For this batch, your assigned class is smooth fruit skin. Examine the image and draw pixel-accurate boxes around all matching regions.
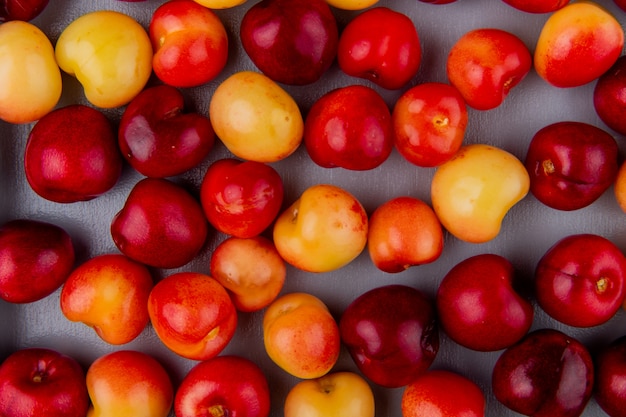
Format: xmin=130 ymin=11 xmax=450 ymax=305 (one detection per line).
xmin=525 ymin=121 xmax=619 ymax=211
xmin=326 ymin=0 xmax=378 ymax=10
xmin=60 ymin=254 xmax=153 ymax=345
xmin=0 ymin=348 xmax=89 ymax=417
xmin=209 ymin=71 xmax=304 ymax=163
xmin=339 ymin=285 xmax=439 ymax=388
xmin=284 ymin=371 xmax=375 ymax=417
xmin=447 ymin=28 xmax=532 ymax=110
xmin=0 ymin=0 xmax=49 ymax=21
xmin=55 ymin=10 xmax=153 ymax=108
xmin=0 ymin=219 xmax=74 ymax=303
xmin=86 ymin=350 xmax=173 ymax=417
xmin=272 ymin=184 xmax=368 ymax=273
xmin=0 ymin=20 xmax=61 ymax=124
xmin=594 ymin=335 xmax=626 ymax=417
xmin=401 ymin=370 xmax=485 ymax=417
xmin=24 ymin=104 xmax=123 ymax=203
xmin=148 ymin=272 xmax=238 ymax=361
xmin=200 ymin=158 xmax=284 ymax=238
xmin=150 ymin=0 xmax=228 ymax=88
xmin=110 ymin=178 xmax=208 ymax=269
xmin=534 ymin=1 xmax=624 ymax=88
xmin=175 ymin=355 xmax=271 ymax=417
xmin=615 ymin=160 xmax=626 ymax=214
xmin=210 ymin=236 xmax=286 ymax=312
xmin=492 ymin=328 xmax=594 ymax=417
xmin=304 ymin=85 xmax=394 ymax=170
xmin=501 ymin=0 xmax=569 ymax=13
xmin=392 ymin=82 xmax=468 ymax=167
xmin=118 ymin=85 xmax=215 ymax=178
xmin=436 ymin=253 xmax=533 ymax=352
xmin=337 ymin=7 xmax=421 ymax=90
xmin=263 ymin=292 xmax=341 ymax=379
xmin=431 ymin=144 xmax=530 ymax=243
xmin=534 ymin=233 xmax=626 ymax=328
xmin=240 ymin=0 xmax=338 ymax=86
xmin=367 ymin=196 xmax=444 ymax=273
xmin=594 ymin=55 xmax=626 ymax=136
xmin=192 ymin=0 xmax=247 ymax=8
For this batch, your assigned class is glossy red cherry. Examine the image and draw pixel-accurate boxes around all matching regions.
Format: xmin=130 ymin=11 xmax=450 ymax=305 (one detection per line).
xmin=594 ymin=335 xmax=626 ymax=417
xmin=492 ymin=328 xmax=594 ymax=417
xmin=436 ymin=253 xmax=534 ymax=351
xmin=304 ymin=85 xmax=394 ymax=171
xmin=524 ymin=121 xmax=619 ymax=211
xmin=535 ymin=233 xmax=626 ymax=328
xmin=111 ymin=178 xmax=209 ymax=269
xmin=118 ymin=85 xmax=215 ymax=178
xmin=339 ymin=284 xmax=439 ymax=388
xmin=200 ymin=158 xmax=284 ymax=238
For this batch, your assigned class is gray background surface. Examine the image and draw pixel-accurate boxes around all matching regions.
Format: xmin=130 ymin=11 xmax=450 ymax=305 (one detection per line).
xmin=2 ymin=0 xmax=626 ymax=415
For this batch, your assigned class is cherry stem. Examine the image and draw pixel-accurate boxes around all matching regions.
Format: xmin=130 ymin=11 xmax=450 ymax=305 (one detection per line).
xmin=596 ymin=277 xmax=609 ymax=293
xmin=542 ymin=159 xmax=555 ymax=175
xmin=32 ymin=360 xmax=48 ymax=383
xmin=433 ymin=115 xmax=449 ymax=128
xmin=209 ymin=405 xmax=228 ymax=417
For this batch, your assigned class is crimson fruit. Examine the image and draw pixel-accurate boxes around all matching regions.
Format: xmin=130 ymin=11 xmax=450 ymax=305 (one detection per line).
xmin=436 ymin=253 xmax=534 ymax=351
xmin=594 ymin=55 xmax=626 ymax=136
xmin=337 ymin=7 xmax=421 ymax=90
xmin=0 ymin=219 xmax=75 ymax=303
xmin=534 ymin=233 xmax=626 ymax=328
xmin=0 ymin=0 xmax=49 ymax=22
xmin=524 ymin=121 xmax=619 ymax=211
xmin=200 ymin=158 xmax=284 ymax=238
xmin=392 ymin=82 xmax=468 ymax=167
xmin=447 ymin=28 xmax=532 ymax=110
xmin=111 ymin=178 xmax=208 ymax=269
xmin=304 ymin=85 xmax=394 ymax=171
xmin=149 ymin=0 xmax=229 ymax=88
xmin=501 ymin=0 xmax=569 ymax=13
xmin=240 ymin=0 xmax=338 ymax=85
xmin=175 ymin=355 xmax=270 ymax=417
xmin=492 ymin=328 xmax=594 ymax=417
xmin=24 ymin=104 xmax=122 ymax=203
xmin=0 ymin=348 xmax=89 ymax=417
xmin=118 ymin=85 xmax=215 ymax=178
xmin=594 ymin=335 xmax=626 ymax=417
xmin=339 ymin=284 xmax=439 ymax=388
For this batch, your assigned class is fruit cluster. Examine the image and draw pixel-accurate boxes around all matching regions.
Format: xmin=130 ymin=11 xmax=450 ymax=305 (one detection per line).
xmin=1 ymin=0 xmax=626 ymax=416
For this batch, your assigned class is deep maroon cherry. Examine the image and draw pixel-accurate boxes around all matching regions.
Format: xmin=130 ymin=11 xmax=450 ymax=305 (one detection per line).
xmin=492 ymin=328 xmax=594 ymax=417
xmin=339 ymin=284 xmax=439 ymax=388
xmin=524 ymin=121 xmax=619 ymax=211
xmin=594 ymin=335 xmax=626 ymax=417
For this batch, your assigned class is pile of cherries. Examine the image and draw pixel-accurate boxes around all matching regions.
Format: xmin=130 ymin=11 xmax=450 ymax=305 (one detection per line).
xmin=2 ymin=0 xmax=626 ymax=417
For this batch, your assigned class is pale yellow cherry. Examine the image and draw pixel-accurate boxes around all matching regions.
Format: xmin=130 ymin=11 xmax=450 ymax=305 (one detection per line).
xmin=0 ymin=21 xmax=62 ymax=124
xmin=273 ymin=184 xmax=368 ymax=273
xmin=192 ymin=0 xmax=248 ymax=8
xmin=325 ymin=0 xmax=379 ymax=10
xmin=209 ymin=71 xmax=304 ymax=163
xmin=55 ymin=10 xmax=153 ymax=109
xmin=431 ymin=144 xmax=530 ymax=243
xmin=284 ymin=371 xmax=375 ymax=417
